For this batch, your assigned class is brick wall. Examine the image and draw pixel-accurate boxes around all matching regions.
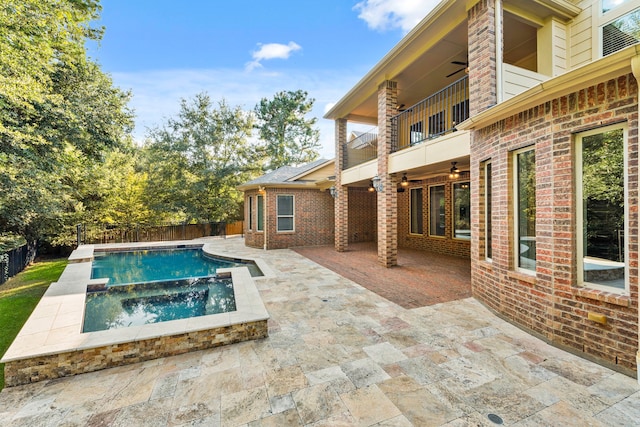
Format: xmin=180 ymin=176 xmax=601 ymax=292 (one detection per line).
xmin=468 ymin=0 xmax=498 ymax=117
xmin=470 ymin=73 xmax=639 ymax=375
xmin=244 ymin=188 xmax=335 ymax=250
xmin=397 ymin=174 xmax=471 ymax=258
xmin=348 ymin=187 xmax=377 ymax=243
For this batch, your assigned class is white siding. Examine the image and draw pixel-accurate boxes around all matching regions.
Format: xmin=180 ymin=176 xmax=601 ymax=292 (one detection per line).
xmin=569 ymin=3 xmax=594 ymax=68
xmin=502 ymin=64 xmax=548 ymax=100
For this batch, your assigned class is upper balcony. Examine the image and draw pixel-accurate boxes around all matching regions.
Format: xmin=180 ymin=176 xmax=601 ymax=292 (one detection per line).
xmin=391 ymin=75 xmax=468 ymax=153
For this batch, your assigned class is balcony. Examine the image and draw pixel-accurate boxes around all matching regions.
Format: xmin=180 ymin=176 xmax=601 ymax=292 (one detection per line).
xmin=343 ymin=128 xmax=378 ymax=170
xmin=391 ymin=76 xmax=468 ymax=153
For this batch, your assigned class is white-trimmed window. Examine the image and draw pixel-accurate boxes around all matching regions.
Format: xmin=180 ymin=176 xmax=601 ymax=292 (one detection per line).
xmin=453 ymin=182 xmax=471 ymax=240
xmin=601 ymin=1 xmax=640 ymax=56
xmin=248 ymin=196 xmax=253 ymax=230
xmin=410 ymin=187 xmax=423 ymax=235
xmin=429 ymin=185 xmax=446 ymax=237
xmin=276 ymin=195 xmax=294 ymax=232
xmin=257 ymin=195 xmax=264 ymax=232
xmin=484 ymin=161 xmax=493 ymax=260
xmin=576 ymin=124 xmax=628 ymax=292
xmin=514 ymin=147 xmax=536 ymax=273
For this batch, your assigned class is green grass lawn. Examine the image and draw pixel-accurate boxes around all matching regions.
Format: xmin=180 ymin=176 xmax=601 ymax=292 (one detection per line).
xmin=0 ymin=258 xmax=67 ymax=390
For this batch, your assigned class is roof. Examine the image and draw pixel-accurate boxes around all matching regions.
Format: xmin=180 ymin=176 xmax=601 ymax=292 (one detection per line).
xmin=237 ymin=159 xmax=335 ymax=191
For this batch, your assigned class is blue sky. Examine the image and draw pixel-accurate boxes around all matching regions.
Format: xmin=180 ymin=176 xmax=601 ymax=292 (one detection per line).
xmin=88 ymin=0 xmax=440 ymax=158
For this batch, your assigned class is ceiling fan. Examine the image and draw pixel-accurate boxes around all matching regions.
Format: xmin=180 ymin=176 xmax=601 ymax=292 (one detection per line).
xmin=446 ymin=60 xmax=468 ymax=78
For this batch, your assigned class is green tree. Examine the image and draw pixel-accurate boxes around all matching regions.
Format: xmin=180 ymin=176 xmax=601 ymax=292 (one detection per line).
xmin=142 ymin=93 xmax=258 ymax=223
xmin=254 ymin=90 xmax=321 ymax=171
xmin=0 ymin=0 xmax=134 ymax=245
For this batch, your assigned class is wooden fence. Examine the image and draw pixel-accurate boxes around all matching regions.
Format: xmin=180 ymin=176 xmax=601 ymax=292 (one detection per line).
xmin=0 ymin=241 xmax=37 ymax=285
xmin=77 ymin=221 xmax=244 ymax=246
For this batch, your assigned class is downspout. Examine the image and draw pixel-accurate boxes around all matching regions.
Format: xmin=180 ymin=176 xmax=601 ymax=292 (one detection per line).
xmin=632 ymin=54 xmax=640 ymax=385
xmin=495 ymin=0 xmax=503 ymax=104
xmin=263 ymin=190 xmax=268 ymax=251
xmin=631 ymin=56 xmax=640 ymax=384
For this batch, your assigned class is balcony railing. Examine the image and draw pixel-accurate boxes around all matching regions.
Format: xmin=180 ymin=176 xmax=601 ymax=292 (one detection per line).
xmin=343 ymin=128 xmax=377 ymax=169
xmin=391 ymin=75 xmax=469 ymax=152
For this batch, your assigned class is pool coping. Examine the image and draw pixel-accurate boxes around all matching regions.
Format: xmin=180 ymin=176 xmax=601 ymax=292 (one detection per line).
xmin=1 ymin=241 xmax=271 ymax=385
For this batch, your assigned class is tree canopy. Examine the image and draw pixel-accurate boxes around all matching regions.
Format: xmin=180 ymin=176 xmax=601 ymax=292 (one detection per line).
xmin=0 ymin=1 xmax=324 ymax=248
xmin=254 ymin=90 xmax=321 ymax=171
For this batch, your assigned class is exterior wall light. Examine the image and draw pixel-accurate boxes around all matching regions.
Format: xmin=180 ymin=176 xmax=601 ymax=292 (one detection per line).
xmin=372 ymin=175 xmax=383 ymax=193
xmin=329 ymin=186 xmax=337 ymax=198
xmin=368 ymin=180 xmax=375 ymax=192
xmin=401 ymin=173 xmax=409 ymax=187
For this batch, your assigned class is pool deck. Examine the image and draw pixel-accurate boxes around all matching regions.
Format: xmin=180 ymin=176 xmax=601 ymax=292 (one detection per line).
xmin=1 ymin=236 xmax=639 ymax=426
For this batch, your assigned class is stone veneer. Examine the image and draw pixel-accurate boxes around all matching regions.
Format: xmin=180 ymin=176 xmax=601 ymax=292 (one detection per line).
xmin=4 ymin=321 xmax=268 ymax=387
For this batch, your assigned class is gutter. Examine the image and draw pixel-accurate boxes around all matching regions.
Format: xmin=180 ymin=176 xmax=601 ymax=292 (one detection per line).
xmin=457 ymin=45 xmax=640 ymax=131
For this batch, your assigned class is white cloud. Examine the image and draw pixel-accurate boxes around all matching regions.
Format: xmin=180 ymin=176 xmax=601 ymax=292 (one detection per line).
xmin=110 ymin=67 xmax=361 ymax=159
xmin=246 ymin=41 xmax=302 ymax=71
xmin=353 ymin=0 xmax=440 ymax=32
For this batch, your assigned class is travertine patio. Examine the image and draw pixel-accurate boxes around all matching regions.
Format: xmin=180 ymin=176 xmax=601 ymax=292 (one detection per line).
xmin=1 ymin=237 xmax=639 ymax=426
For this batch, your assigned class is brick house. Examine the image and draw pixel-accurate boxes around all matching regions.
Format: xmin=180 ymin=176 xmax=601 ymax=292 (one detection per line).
xmin=325 ymin=0 xmax=640 ymax=379
xmin=239 ymin=159 xmax=335 ymax=250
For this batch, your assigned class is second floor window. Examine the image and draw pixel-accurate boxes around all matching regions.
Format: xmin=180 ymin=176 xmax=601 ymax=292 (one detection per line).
xmin=602 ymin=2 xmax=640 ymax=56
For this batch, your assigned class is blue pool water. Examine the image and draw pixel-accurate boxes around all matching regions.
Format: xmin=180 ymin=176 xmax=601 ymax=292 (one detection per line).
xmin=91 ymin=247 xmax=260 ymax=285
xmin=83 ymin=276 xmax=235 ymax=332
xmin=83 ymin=248 xmax=258 ymax=332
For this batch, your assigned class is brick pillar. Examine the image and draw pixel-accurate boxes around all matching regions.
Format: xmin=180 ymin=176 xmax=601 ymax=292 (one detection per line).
xmin=468 ymin=0 xmax=499 ymax=116
xmin=377 ymin=80 xmax=398 ymax=267
xmin=335 ymin=118 xmax=349 ymax=252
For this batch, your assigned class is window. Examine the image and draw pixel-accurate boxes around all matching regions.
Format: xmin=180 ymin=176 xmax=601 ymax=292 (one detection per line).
xmin=248 ymin=196 xmax=253 ymax=230
xmin=429 ymin=185 xmax=446 ymax=237
xmin=410 ymin=188 xmax=423 ymax=234
xmin=603 ymin=0 xmax=633 ymax=13
xmin=601 ymin=2 xmax=640 ymax=56
xmin=514 ymin=148 xmax=536 ymax=272
xmin=428 ymin=111 xmax=445 ymax=137
xmin=257 ymin=195 xmax=264 ymax=232
xmin=576 ymin=125 xmax=627 ymax=291
xmin=453 ymin=182 xmax=471 ymax=240
xmin=410 ymin=121 xmax=424 ymax=144
xmin=485 ymin=162 xmax=493 ymax=260
xmin=277 ymin=195 xmax=294 ymax=232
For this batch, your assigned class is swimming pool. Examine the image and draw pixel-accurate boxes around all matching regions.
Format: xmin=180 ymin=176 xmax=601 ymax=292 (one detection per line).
xmin=91 ymin=247 xmax=262 ymax=284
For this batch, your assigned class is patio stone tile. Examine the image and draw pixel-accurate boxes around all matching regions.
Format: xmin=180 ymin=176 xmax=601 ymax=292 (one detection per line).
xmin=264 ymin=366 xmax=307 ymax=396
xmin=381 ymin=385 xmax=464 ymax=426
xmin=595 ymin=391 xmax=640 ymax=426
xmin=513 ymin=400 xmax=607 ymax=427
xmin=291 ymin=382 xmax=347 ymax=425
xmin=373 ymin=414 xmax=414 ymax=426
xmin=110 ymin=398 xmax=171 ymax=427
xmin=247 ymin=408 xmax=302 ymax=426
xmin=363 ymin=342 xmax=408 ymax=365
xmin=220 ymin=386 xmax=270 ymax=426
xmin=341 ymin=358 xmax=391 ymax=388
xmin=397 ymin=355 xmax=451 ymax=385
xmin=587 ymin=372 xmax=640 ymax=405
xmin=269 ymin=393 xmax=296 ymax=414
xmin=340 ymin=384 xmax=401 ymax=426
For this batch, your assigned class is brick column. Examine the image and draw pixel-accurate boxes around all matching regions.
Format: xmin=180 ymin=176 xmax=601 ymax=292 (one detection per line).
xmin=335 ymin=118 xmax=349 ymax=252
xmin=468 ymin=0 xmax=499 ymax=116
xmin=631 ymin=55 xmax=640 ymax=384
xmin=377 ymin=80 xmax=398 ymax=267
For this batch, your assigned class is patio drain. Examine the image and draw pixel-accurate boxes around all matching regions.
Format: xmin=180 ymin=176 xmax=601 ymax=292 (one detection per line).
xmin=487 ymin=413 xmax=503 ymax=424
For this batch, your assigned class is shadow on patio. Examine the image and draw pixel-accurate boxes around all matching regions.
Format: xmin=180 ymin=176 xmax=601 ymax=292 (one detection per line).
xmin=293 ymin=242 xmax=471 ymax=309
